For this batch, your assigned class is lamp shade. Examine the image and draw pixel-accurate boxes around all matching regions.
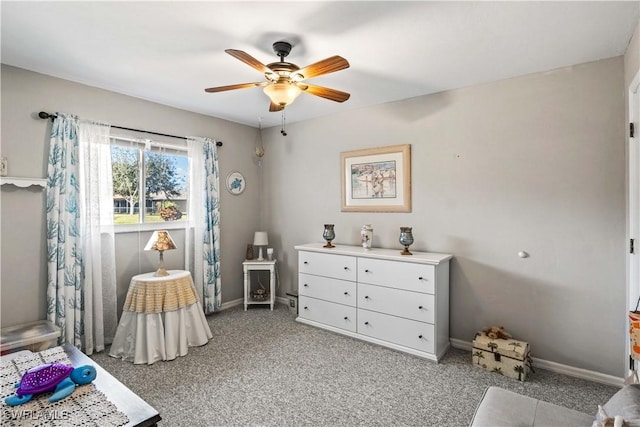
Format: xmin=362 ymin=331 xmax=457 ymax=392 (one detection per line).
xmin=253 ymin=231 xmax=268 ymax=247
xmin=263 ymin=82 xmax=302 ymax=107
xmin=144 ymin=230 xmax=177 ymax=252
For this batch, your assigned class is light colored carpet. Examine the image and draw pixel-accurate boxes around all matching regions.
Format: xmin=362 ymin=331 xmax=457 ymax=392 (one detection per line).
xmin=91 ymin=304 xmax=617 ymax=426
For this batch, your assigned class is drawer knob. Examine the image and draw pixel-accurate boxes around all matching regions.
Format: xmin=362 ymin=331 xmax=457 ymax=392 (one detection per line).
xmin=304 ymin=284 xmax=309 ymax=287
xmin=418 ymin=276 xmax=424 ymax=280
xmin=344 ymin=316 xmax=349 ymax=320
xmin=344 ymin=292 xmax=349 ymax=295
xmin=364 ymin=295 xmax=370 ymax=299
xmin=343 ymin=267 xmax=349 ymax=270
xmin=364 ymin=321 xmax=369 ymax=325
xmin=304 ymin=261 xmax=308 ymax=265
xmin=365 ymin=269 xmax=370 ymax=273
xmin=418 ymin=305 xmax=423 ymax=310
xmin=304 ymin=306 xmax=309 ymax=310
xmin=418 ymin=335 xmax=423 ymax=339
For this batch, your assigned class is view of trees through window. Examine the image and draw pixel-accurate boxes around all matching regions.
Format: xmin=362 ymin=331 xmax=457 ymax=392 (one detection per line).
xmin=111 ymin=144 xmax=188 ymax=225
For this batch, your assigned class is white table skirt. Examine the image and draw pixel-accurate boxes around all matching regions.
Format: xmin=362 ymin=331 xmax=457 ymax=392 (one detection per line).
xmin=109 ymin=302 xmax=213 ymax=365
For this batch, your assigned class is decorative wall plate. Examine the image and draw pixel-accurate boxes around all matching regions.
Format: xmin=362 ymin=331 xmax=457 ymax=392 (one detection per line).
xmin=225 ymin=171 xmax=245 ymax=195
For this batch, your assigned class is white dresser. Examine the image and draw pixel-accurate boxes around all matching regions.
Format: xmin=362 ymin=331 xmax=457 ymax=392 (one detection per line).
xmin=295 ymin=243 xmax=452 ymax=362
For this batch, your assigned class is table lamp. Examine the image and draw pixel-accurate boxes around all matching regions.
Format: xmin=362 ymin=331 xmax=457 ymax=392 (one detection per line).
xmin=144 ymin=230 xmax=176 ymax=276
xmin=253 ymin=231 xmax=268 ymax=261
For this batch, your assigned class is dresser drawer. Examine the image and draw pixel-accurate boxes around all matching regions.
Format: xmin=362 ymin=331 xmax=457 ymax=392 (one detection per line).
xmin=357 ymin=309 xmax=434 ymax=354
xmin=299 ymin=273 xmax=356 ymax=306
xmin=357 ymin=283 xmax=434 ymax=324
xmin=357 ymin=258 xmax=435 ymax=294
xmin=299 ymin=251 xmax=357 ymax=282
xmin=298 ymin=296 xmax=357 ymax=332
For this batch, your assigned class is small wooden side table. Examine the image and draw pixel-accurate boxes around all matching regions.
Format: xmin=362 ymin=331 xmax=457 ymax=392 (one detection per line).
xmin=243 ymin=259 xmax=277 ymax=311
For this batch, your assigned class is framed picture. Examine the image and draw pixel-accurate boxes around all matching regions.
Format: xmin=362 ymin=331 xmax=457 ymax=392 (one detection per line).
xmin=341 ymin=144 xmax=411 ymax=212
xmin=225 ymin=171 xmax=245 ymax=195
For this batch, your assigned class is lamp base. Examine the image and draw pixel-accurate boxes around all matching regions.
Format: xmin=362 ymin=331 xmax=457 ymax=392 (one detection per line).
xmin=154 ymin=267 xmax=170 ymax=277
xmin=154 ymin=250 xmax=170 ymax=276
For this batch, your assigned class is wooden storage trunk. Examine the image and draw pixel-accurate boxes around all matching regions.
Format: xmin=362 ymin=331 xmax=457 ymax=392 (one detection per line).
xmin=472 ymin=333 xmax=531 ymax=381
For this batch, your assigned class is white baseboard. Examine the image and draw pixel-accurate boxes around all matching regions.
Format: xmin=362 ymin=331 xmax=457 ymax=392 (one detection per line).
xmin=450 ymin=338 xmax=623 ymax=387
xmin=219 ymin=298 xmax=243 ymax=310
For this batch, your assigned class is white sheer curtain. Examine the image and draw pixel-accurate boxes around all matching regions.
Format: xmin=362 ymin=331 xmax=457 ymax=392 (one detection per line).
xmin=186 ymin=137 xmax=222 ymax=313
xmin=78 ymin=119 xmax=117 ymax=353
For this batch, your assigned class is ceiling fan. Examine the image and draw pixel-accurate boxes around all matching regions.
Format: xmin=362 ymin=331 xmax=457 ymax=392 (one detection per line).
xmin=205 ymin=41 xmax=350 ymax=112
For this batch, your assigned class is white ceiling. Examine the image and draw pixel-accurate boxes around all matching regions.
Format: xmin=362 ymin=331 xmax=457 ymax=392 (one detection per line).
xmin=2 ymin=1 xmax=639 ymax=129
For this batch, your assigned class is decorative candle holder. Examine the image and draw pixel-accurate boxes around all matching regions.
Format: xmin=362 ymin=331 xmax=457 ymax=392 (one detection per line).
xmin=361 ymin=224 xmax=373 ymax=250
xmin=399 ymin=227 xmax=414 ymax=255
xmin=323 ymin=224 xmax=336 ymax=248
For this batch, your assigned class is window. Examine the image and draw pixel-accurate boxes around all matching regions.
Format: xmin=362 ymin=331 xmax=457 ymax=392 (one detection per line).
xmin=111 ymin=139 xmax=188 ymax=227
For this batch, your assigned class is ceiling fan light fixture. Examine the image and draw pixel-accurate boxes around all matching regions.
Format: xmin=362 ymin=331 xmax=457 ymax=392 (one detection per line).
xmin=265 ymin=72 xmax=279 ymax=82
xmin=207 ymin=42 xmax=350 ymax=112
xmin=263 ymin=82 xmax=302 ymax=107
xmin=290 ymin=73 xmax=304 ymax=82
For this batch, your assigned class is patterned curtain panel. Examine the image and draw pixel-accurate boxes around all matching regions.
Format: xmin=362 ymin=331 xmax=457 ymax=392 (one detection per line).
xmin=46 ymin=114 xmax=116 ymax=354
xmin=46 ymin=114 xmax=82 ymax=349
xmin=187 ymin=137 xmax=222 ymax=314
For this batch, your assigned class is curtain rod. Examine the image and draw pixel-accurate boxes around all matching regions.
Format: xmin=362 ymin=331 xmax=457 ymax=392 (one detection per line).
xmin=37 ymin=111 xmax=223 ymax=147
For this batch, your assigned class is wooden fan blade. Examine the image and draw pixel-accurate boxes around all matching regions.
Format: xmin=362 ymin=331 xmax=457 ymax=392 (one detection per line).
xmin=299 ymin=84 xmax=351 ymax=103
xmin=225 ymin=49 xmax=272 ymax=74
xmin=295 ymin=56 xmax=349 ymax=80
xmin=205 ymin=82 xmax=267 ymax=93
xmin=269 ymin=101 xmax=284 ymax=112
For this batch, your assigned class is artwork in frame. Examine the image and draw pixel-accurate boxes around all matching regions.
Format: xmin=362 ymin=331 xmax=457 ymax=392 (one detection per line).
xmin=225 ymin=171 xmax=246 ymax=195
xmin=341 ymin=144 xmax=411 ymax=212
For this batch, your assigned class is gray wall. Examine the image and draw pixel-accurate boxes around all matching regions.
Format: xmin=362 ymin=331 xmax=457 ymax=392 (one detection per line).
xmin=1 ymin=64 xmax=261 ymax=326
xmin=261 ymin=57 xmax=626 ymax=377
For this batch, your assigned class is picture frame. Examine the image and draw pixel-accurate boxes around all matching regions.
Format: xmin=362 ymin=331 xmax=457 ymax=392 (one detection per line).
xmin=225 ymin=171 xmax=245 ymax=195
xmin=341 ymin=144 xmax=411 ymax=212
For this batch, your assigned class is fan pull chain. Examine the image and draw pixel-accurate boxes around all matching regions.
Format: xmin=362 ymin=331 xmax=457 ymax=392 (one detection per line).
xmin=281 ymin=109 xmax=287 ymax=136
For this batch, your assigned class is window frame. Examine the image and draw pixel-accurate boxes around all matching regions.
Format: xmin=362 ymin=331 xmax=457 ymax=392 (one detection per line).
xmin=110 ymin=136 xmax=189 ymax=234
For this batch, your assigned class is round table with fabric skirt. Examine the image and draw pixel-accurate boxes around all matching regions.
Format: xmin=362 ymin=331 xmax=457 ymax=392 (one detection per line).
xmin=109 ymin=270 xmax=213 ymax=364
